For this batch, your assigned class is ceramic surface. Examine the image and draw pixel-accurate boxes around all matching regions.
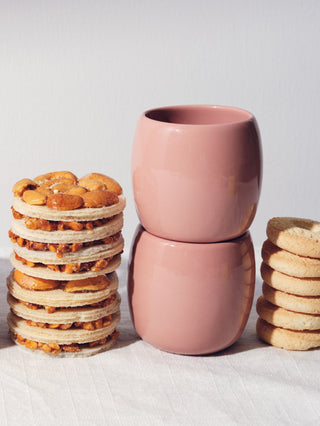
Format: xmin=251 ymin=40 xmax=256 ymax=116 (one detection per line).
xmin=128 ymin=226 xmax=256 ymax=355
xmin=132 ymin=104 xmax=262 ymax=242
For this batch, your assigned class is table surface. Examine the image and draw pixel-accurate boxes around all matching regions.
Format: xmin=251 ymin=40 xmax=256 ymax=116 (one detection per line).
xmin=0 ymin=256 xmax=319 ymax=426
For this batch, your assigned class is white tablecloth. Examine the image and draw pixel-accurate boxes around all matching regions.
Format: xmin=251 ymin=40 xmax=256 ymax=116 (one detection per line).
xmin=0 ymin=256 xmax=319 ymax=426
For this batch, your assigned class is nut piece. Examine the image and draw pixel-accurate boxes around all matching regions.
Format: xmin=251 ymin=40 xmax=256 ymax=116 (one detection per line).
xmin=46 ymin=193 xmax=84 ymax=210
xmin=34 ymin=171 xmax=77 ymax=184
xmin=80 ymin=173 xmax=122 ymax=195
xmin=13 ymin=270 xmax=60 ymax=290
xmin=12 ymin=179 xmax=38 ymax=197
xmin=51 ymin=183 xmax=77 ymax=193
xmin=65 ymin=186 xmax=87 ymax=196
xmin=36 ymin=185 xmax=53 ymax=196
xmin=63 ymin=275 xmax=110 ymax=292
xmin=22 ymin=190 xmax=47 ymax=205
xmin=81 ymin=190 xmax=119 ymax=208
xmin=78 ymin=178 xmax=106 ymax=192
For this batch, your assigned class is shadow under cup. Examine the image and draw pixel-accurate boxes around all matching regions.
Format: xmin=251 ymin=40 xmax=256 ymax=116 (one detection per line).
xmin=128 ymin=226 xmax=256 ymax=355
xmin=132 ymin=105 xmax=262 ymax=242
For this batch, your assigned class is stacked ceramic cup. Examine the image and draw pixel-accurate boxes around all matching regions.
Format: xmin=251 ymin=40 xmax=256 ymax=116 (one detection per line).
xmin=129 ymin=105 xmax=262 ymax=355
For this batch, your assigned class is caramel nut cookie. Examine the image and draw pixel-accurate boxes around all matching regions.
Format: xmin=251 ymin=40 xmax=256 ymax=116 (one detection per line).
xmin=8 ymin=292 xmax=121 ymax=325
xmin=13 ymin=171 xmax=124 ymax=211
xmin=12 ymin=194 xmax=126 ymax=221
xmin=256 ymin=296 xmax=320 ymax=330
xmin=10 ymin=253 xmax=121 ymax=281
xmin=261 ymin=239 xmax=320 ymax=278
xmin=12 ymin=235 xmax=124 ymax=264
xmin=10 ymin=331 xmax=118 ymax=357
xmin=256 ymin=317 xmax=320 ymax=350
xmin=267 ymin=217 xmax=320 ymax=258
xmin=8 ymin=311 xmax=120 ymax=345
xmin=261 ymin=263 xmax=320 ymax=296
xmin=262 ymin=282 xmax=320 ymax=314
xmin=11 ymin=213 xmax=123 ymax=244
xmin=7 ymin=270 xmax=119 ymax=307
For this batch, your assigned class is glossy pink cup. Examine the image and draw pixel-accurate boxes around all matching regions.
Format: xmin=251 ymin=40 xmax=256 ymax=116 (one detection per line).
xmin=128 ymin=226 xmax=255 ymax=355
xmin=132 ymin=105 xmax=262 ymax=242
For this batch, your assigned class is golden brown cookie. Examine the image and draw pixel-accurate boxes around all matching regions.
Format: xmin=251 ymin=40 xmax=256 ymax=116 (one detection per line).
xmin=10 ymin=252 xmax=121 ymax=281
xmin=12 ymin=193 xmax=126 ymax=221
xmin=7 ymin=270 xmax=119 ymax=307
xmin=256 ymin=296 xmax=320 ymax=330
xmin=8 ymin=311 xmax=120 ymax=345
xmin=261 ymin=263 xmax=320 ymax=296
xmin=267 ymin=217 xmax=320 ymax=258
xmin=262 ymin=282 xmax=320 ymax=314
xmin=256 ymin=317 xmax=320 ymax=350
xmin=261 ymin=239 xmax=320 ymax=278
xmin=8 ymin=292 xmax=121 ymax=324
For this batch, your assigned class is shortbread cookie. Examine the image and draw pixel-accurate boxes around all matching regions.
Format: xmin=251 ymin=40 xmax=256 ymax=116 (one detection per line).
xmin=8 ymin=292 xmax=121 ymax=323
xmin=256 ymin=296 xmax=320 ymax=330
xmin=10 ymin=252 xmax=121 ymax=280
xmin=10 ymin=331 xmax=118 ymax=357
xmin=7 ymin=271 xmax=119 ymax=306
xmin=261 ymin=263 xmax=320 ymax=296
xmin=267 ymin=217 xmax=320 ymax=258
xmin=11 ymin=213 xmax=123 ymax=244
xmin=8 ymin=311 xmax=120 ymax=345
xmin=13 ymin=235 xmax=124 ymax=264
xmin=262 ymin=282 xmax=320 ymax=314
xmin=256 ymin=317 xmax=320 ymax=350
xmin=261 ymin=239 xmax=320 ymax=278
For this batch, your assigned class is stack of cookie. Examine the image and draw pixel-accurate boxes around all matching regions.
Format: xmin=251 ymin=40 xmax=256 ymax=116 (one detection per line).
xmin=256 ymin=217 xmax=320 ymax=350
xmin=7 ymin=171 xmax=125 ymax=356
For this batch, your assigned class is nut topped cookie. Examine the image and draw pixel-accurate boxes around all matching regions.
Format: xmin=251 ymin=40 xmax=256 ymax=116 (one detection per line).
xmin=8 ymin=171 xmax=125 ymax=356
xmin=12 ymin=171 xmax=125 ymax=220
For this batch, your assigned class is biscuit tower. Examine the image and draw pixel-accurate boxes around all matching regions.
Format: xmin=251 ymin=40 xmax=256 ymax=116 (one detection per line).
xmin=8 ymin=171 xmax=125 ymax=356
xmin=257 ymin=217 xmax=320 ymax=351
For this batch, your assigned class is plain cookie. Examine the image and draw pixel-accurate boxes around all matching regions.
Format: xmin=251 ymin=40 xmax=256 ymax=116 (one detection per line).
xmin=261 ymin=263 xmax=320 ymax=296
xmin=262 ymin=281 xmax=320 ymax=314
xmin=256 ymin=317 xmax=320 ymax=350
xmin=261 ymin=239 xmax=320 ymax=278
xmin=267 ymin=217 xmax=320 ymax=258
xmin=256 ymin=296 xmax=320 ymax=330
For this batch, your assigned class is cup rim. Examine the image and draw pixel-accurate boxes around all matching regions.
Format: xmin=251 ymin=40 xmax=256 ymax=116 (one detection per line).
xmin=143 ymin=104 xmax=254 ymax=127
xmin=135 ymin=225 xmax=251 ymax=248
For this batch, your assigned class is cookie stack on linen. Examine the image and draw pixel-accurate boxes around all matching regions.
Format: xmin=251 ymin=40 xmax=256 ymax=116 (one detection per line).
xmin=7 ymin=171 xmax=125 ymax=357
xmin=256 ymin=217 xmax=320 ymax=351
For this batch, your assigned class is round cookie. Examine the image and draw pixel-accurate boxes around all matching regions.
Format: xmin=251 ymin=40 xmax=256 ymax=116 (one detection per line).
xmin=7 ymin=270 xmax=119 ymax=307
xmin=267 ymin=217 xmax=320 ymax=258
xmin=10 ymin=253 xmax=121 ymax=281
xmin=8 ymin=311 xmax=120 ymax=345
xmin=12 ymin=193 xmax=126 ymax=221
xmin=262 ymin=282 xmax=320 ymax=314
xmin=13 ymin=235 xmax=124 ymax=264
xmin=261 ymin=239 xmax=320 ymax=278
xmin=256 ymin=317 xmax=320 ymax=350
xmin=261 ymin=263 xmax=320 ymax=296
xmin=11 ymin=213 xmax=123 ymax=244
xmin=256 ymin=296 xmax=320 ymax=330
xmin=7 ymin=292 xmax=121 ymax=324
xmin=10 ymin=331 xmax=118 ymax=358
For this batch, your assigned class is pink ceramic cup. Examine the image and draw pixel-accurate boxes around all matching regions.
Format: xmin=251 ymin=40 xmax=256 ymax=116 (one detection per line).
xmin=132 ymin=105 xmax=262 ymax=242
xmin=128 ymin=225 xmax=255 ymax=355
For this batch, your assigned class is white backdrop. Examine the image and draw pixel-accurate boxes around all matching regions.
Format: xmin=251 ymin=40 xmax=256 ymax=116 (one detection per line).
xmin=1 ymin=0 xmax=320 ymax=254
